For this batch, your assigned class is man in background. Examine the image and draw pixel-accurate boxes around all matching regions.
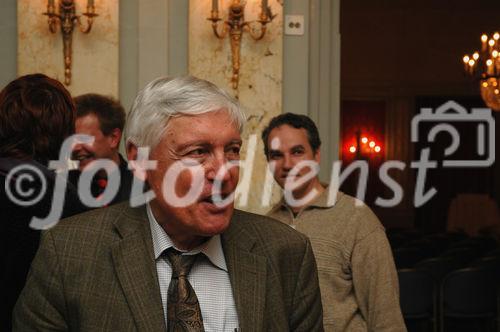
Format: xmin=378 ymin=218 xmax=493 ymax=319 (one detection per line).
xmin=262 ymin=112 xmax=405 ymax=331
xmin=70 ymin=93 xmax=133 ymax=207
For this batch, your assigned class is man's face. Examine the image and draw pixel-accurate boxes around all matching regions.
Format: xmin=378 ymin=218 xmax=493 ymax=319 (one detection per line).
xmin=74 ymin=113 xmax=119 ymax=170
xmin=266 ymin=124 xmax=320 ymax=193
xmin=146 ymin=110 xmax=241 ymax=242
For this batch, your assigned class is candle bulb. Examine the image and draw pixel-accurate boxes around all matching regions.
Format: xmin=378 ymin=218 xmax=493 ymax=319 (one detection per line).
xmin=262 ymin=0 xmax=269 ymax=20
xmin=463 ymin=55 xmax=470 ymax=72
xmin=468 ymin=59 xmax=476 ymax=75
xmin=487 ymin=59 xmax=493 ymax=75
xmin=488 ymin=39 xmax=495 ymax=54
xmin=47 ymin=0 xmax=54 ymax=13
xmin=481 ymin=34 xmax=488 ymax=52
xmin=87 ymin=0 xmax=94 ymax=14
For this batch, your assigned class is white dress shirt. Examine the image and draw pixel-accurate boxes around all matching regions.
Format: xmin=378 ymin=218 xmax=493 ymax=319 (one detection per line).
xmin=146 ymin=204 xmax=239 ymax=331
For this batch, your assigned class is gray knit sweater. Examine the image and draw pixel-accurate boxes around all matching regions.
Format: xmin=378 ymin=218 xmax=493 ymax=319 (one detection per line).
xmin=268 ymin=188 xmax=406 ymax=332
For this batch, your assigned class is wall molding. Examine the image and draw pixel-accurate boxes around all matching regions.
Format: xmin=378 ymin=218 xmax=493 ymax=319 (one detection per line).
xmin=309 ymin=0 xmax=341 ymax=181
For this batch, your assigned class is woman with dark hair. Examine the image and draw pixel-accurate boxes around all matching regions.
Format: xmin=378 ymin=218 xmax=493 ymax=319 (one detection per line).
xmin=0 ymin=74 xmax=85 ymax=330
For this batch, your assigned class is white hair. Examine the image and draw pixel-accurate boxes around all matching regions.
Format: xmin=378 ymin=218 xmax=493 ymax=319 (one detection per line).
xmin=125 ymin=76 xmax=246 ymax=149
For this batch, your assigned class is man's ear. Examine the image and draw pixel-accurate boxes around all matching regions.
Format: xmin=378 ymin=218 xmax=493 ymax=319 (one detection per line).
xmin=108 ymin=128 xmax=122 ymax=149
xmin=126 ymin=141 xmax=150 ymax=182
xmin=314 ymin=149 xmax=321 ymax=164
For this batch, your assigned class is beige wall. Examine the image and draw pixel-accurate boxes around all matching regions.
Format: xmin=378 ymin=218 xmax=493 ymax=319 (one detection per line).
xmin=0 ymin=0 xmax=17 ymax=88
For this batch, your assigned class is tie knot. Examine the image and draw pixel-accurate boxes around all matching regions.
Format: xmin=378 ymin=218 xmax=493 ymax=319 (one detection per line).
xmin=165 ymin=248 xmax=199 ymax=278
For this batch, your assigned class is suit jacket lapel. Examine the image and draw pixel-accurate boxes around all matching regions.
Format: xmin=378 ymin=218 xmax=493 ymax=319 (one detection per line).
xmin=111 ymin=206 xmax=166 ymax=332
xmin=222 ymin=211 xmax=267 ymax=332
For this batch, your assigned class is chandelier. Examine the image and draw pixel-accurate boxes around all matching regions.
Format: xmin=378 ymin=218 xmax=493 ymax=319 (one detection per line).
xmin=463 ymin=32 xmax=500 ymax=111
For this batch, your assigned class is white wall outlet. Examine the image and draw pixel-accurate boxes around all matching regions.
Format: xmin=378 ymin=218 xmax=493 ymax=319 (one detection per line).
xmin=284 ymin=15 xmax=305 ymax=36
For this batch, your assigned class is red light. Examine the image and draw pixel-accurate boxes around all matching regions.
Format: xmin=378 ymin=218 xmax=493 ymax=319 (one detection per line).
xmin=369 ymin=141 xmax=376 ymax=148
xmin=374 ymin=146 xmax=381 ymax=153
xmin=361 ymin=137 xmax=368 ymax=144
xmin=349 ymin=146 xmax=356 ymax=153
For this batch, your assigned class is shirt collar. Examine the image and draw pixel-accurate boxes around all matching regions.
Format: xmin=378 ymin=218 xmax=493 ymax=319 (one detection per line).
xmin=118 ymin=153 xmax=129 ymax=172
xmin=273 ymin=183 xmax=338 ymax=212
xmin=146 ymin=203 xmax=228 ymax=272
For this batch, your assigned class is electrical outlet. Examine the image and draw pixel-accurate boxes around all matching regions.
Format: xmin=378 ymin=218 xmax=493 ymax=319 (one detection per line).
xmin=284 ymin=15 xmax=304 ymax=36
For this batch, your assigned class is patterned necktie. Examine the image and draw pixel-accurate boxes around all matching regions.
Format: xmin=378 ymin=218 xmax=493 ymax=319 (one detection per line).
xmin=165 ymin=249 xmax=205 ymax=332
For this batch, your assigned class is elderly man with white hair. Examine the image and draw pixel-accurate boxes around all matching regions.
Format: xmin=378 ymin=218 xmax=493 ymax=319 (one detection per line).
xmin=14 ymin=76 xmax=323 ymax=332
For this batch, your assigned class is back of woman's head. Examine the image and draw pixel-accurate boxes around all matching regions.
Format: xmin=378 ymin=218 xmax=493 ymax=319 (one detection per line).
xmin=0 ymin=74 xmax=75 ymax=164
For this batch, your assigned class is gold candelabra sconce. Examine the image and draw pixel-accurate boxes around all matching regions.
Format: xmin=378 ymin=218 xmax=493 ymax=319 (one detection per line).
xmin=208 ymin=0 xmax=276 ymax=94
xmin=43 ymin=0 xmax=98 ymax=85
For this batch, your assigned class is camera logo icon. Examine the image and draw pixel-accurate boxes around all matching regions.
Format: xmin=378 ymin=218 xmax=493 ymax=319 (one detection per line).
xmin=411 ymin=100 xmax=495 ymax=167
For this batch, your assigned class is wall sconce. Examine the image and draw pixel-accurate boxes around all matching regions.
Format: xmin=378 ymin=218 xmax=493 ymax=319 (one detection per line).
xmin=348 ymin=130 xmax=382 ymax=158
xmin=43 ymin=0 xmax=98 ymax=85
xmin=208 ymin=0 xmax=276 ymax=94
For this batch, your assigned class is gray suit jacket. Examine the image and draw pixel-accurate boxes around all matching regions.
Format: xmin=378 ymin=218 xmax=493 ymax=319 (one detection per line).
xmin=13 ymin=203 xmax=323 ymax=331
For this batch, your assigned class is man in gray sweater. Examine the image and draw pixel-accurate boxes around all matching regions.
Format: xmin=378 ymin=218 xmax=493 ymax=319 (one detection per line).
xmin=262 ymin=113 xmax=406 ymax=332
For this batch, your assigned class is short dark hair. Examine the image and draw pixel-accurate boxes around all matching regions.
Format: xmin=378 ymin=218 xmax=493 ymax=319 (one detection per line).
xmin=74 ymin=93 xmax=125 ymax=135
xmin=0 ymin=74 xmax=75 ymax=164
xmin=261 ymin=112 xmax=321 ymax=157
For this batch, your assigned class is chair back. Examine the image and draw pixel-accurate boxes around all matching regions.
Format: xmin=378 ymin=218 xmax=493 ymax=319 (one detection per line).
xmin=398 ymin=268 xmax=434 ymax=318
xmin=394 ymin=247 xmax=428 ymax=269
xmin=442 ymin=266 xmax=497 ymax=317
xmin=415 ymin=257 xmax=462 ymax=283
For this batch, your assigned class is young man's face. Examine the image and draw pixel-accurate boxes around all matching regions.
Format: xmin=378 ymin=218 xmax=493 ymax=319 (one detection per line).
xmin=73 ymin=113 xmax=120 ymax=170
xmin=266 ymin=124 xmax=320 ymax=196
